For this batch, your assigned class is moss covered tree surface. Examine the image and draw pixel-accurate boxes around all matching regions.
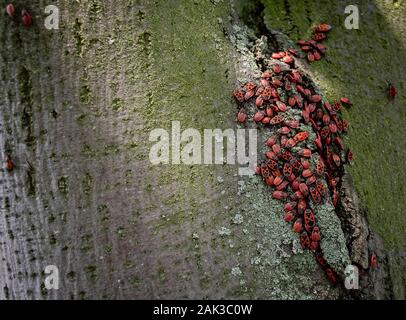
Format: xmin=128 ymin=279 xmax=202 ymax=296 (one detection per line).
xmin=0 ymin=0 xmax=404 ymax=299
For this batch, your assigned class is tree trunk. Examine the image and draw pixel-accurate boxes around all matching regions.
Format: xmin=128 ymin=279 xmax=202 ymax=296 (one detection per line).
xmin=0 ymin=0 xmax=399 ymax=300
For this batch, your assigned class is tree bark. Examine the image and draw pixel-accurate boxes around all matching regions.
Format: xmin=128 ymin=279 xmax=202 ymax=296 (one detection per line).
xmin=0 ymin=0 xmax=394 ymax=300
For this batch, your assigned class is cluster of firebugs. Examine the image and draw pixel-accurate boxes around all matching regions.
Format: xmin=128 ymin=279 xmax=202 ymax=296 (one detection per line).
xmin=2 ymin=4 xmax=32 ymax=173
xmin=5 ymin=3 xmax=32 ymax=26
xmin=233 ymin=23 xmax=385 ymax=283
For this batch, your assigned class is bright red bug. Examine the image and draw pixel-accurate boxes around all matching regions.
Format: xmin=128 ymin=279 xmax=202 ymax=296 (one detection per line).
xmin=325 ymin=268 xmax=337 ymax=284
xmin=272 ymin=144 xmax=281 ymax=154
xmin=312 ymin=33 xmax=327 ymax=42
xmin=263 ymin=87 xmax=274 ymax=100
xmin=346 ymin=149 xmax=354 ymax=165
xmin=285 ymin=119 xmax=299 ymax=129
xmin=333 ymin=137 xmax=344 ymax=150
xmin=301 ymin=159 xmax=310 ymax=170
xmin=276 ymin=101 xmax=288 ymax=112
xmin=256 ymin=86 xmax=265 ymax=95
xmin=267 ymin=159 xmax=278 ymax=170
xmin=306 ymin=175 xmax=317 ymax=185
xmin=293 ymin=218 xmax=303 ymax=233
xmin=300 ymin=232 xmax=310 ymax=249
xmin=290 ymin=158 xmax=303 ymax=172
xmin=266 ymin=106 xmax=273 ymax=117
xmin=272 ymin=191 xmax=288 ymax=200
xmin=340 ymin=97 xmax=352 ymax=106
xmin=288 ymin=96 xmax=296 ymax=107
xmin=265 ymin=151 xmax=275 ymax=160
xmin=255 ymin=166 xmax=262 ymax=175
xmin=316 ymin=157 xmax=325 ymax=175
xmin=278 ymin=126 xmax=290 ymax=135
xmin=285 ymin=138 xmax=296 ymax=149
xmin=307 ymin=52 xmax=315 ymax=62
xmin=288 ymin=48 xmax=299 ymax=57
xmin=262 ymin=117 xmax=270 ymax=124
xmin=299 ymin=183 xmax=309 ymax=197
xmin=271 ymin=52 xmax=285 ymax=59
xmin=233 ymin=89 xmax=245 ymax=103
xmin=6 ymin=3 xmax=15 ymax=18
xmin=260 ymin=165 xmax=270 ymax=178
xmin=332 ymin=188 xmax=339 ymax=207
xmin=280 ymin=135 xmax=288 ymax=147
xmin=301 ymin=110 xmax=310 ymax=123
xmin=273 ymin=64 xmax=282 ymax=74
xmin=21 ymin=9 xmax=32 ymax=27
xmin=284 ymin=211 xmax=295 ymax=222
xmin=297 ymin=199 xmax=307 ymax=213
xmin=311 ymin=226 xmax=321 ymax=241
xmin=313 ymin=50 xmax=322 ymax=61
xmin=302 ymin=169 xmax=313 ymax=178
xmin=387 ymin=81 xmax=397 ymax=100
xmin=5 ymin=155 xmax=14 ymax=172
xmin=309 ymin=94 xmax=322 ymax=103
xmin=310 ymin=241 xmax=319 ymax=251
xmin=283 ymin=163 xmax=293 ymax=177
xmin=236 ymin=108 xmax=246 ymax=123
xmin=316 ymin=43 xmax=327 ymax=54
xmin=290 ymin=177 xmax=300 ymax=192
xmin=253 ymin=111 xmax=264 ymax=122
xmin=328 ymin=176 xmax=339 ymax=188
xmin=291 ymin=70 xmax=302 ymax=83
xmin=281 ymin=151 xmax=293 ymax=162
xmin=304 ymin=209 xmax=315 ymax=232
xmin=320 ymin=126 xmax=330 ymax=139
xmin=329 ymin=122 xmax=338 ymax=134
xmin=255 ymin=96 xmax=264 ymax=107
xmin=282 ymin=55 xmax=294 ymax=64
xmin=266 ymin=136 xmax=277 ymax=147
xmin=245 ymin=90 xmax=255 ymax=100
xmin=333 ymin=101 xmax=341 ymax=112
xmin=314 ymin=23 xmax=332 ymax=33
xmin=296 ymin=85 xmax=306 ymax=95
xmin=284 ymin=80 xmax=292 ymax=91
xmin=293 ymin=131 xmax=309 ymax=143
xmin=316 ymin=108 xmax=323 ymax=120
xmin=272 ymin=77 xmax=283 ymax=87
xmin=265 ymin=176 xmax=274 ymax=186
xmin=273 ymin=175 xmax=284 ymax=186
xmin=262 ymin=71 xmax=271 ymax=79
xmin=314 ymin=133 xmax=322 ymax=150
xmin=322 ymin=114 xmax=330 ymax=126
xmin=270 ymin=115 xmax=285 ymax=125
xmin=316 ymin=180 xmax=326 ymax=196
xmin=284 ymin=202 xmax=297 ymax=212
xmin=244 ymin=82 xmax=256 ymax=91
xmin=332 ymin=154 xmax=341 ymax=167
xmin=310 ymin=187 xmax=321 ymax=204
xmin=316 ymin=253 xmax=327 ymax=267
xmin=287 ymin=173 xmax=296 ymax=182
xmin=276 ymin=180 xmax=289 ymax=191
xmin=342 ymin=119 xmax=349 ymax=132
